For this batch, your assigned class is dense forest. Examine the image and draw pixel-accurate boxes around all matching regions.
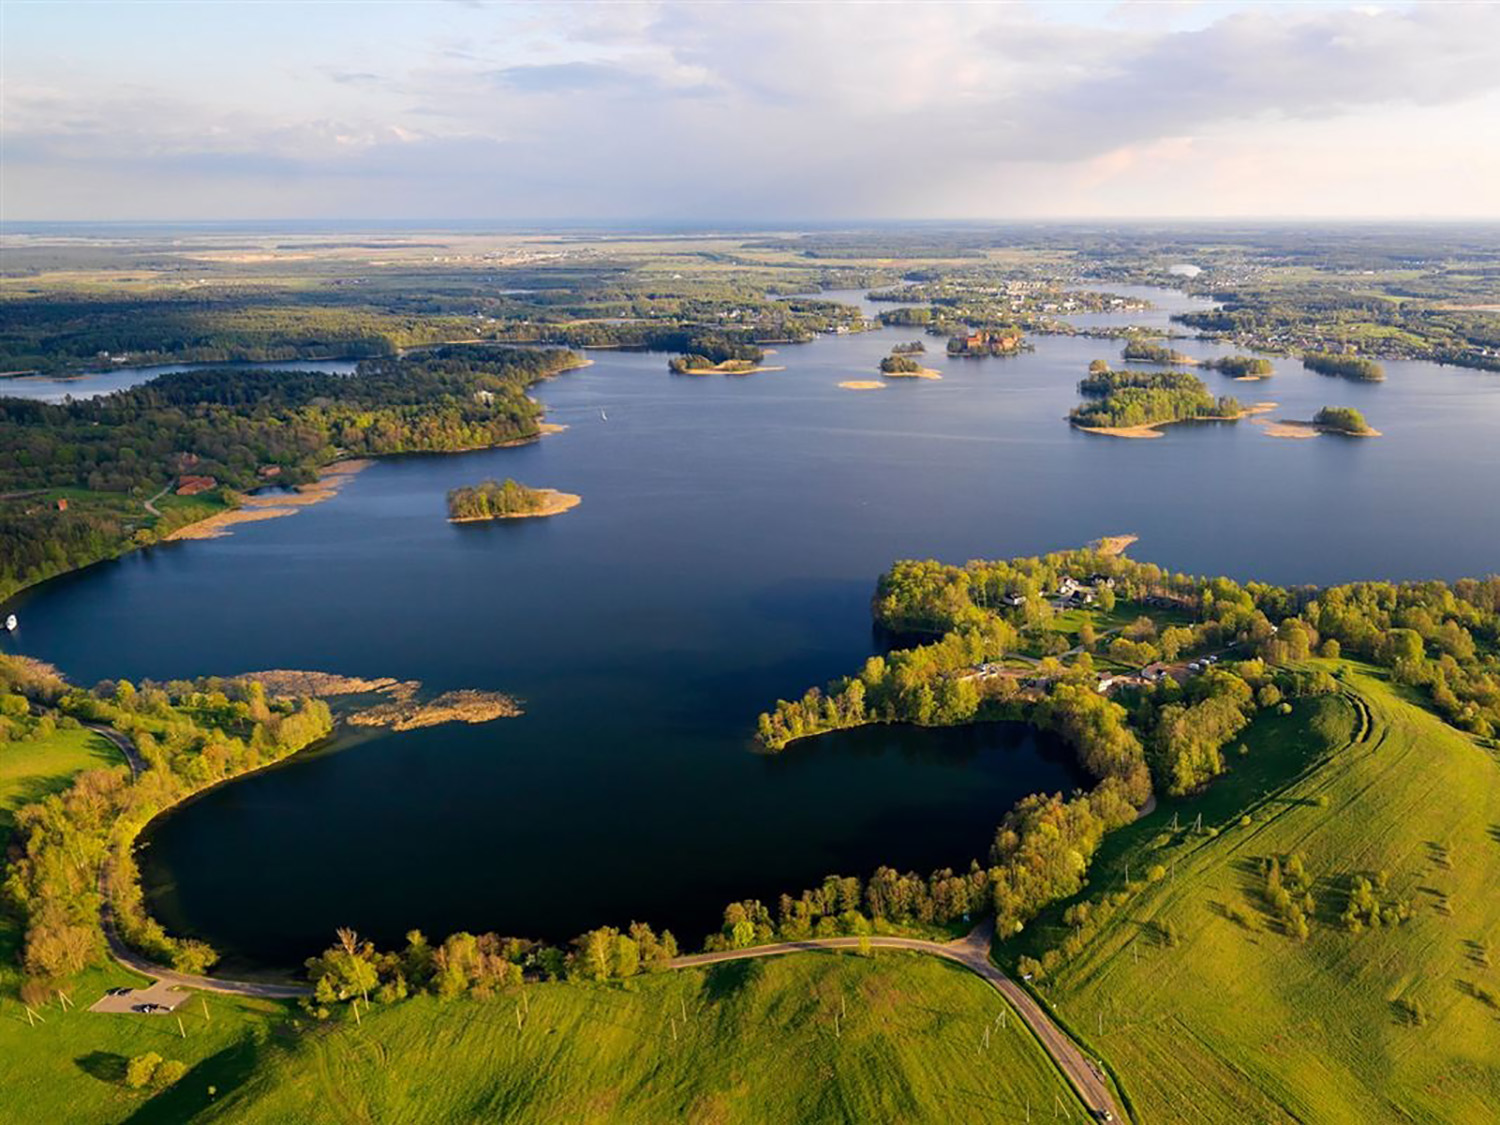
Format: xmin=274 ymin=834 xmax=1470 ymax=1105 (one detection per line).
xmin=879 ymin=354 xmax=924 ymax=374
xmin=1302 ymin=351 xmax=1386 ymax=381
xmin=447 ymin=479 xmax=547 ymax=520
xmin=1121 ymin=340 xmax=1193 ymax=365
xmin=1312 ymin=406 xmax=1374 ymax=435
xmin=1070 ymin=366 xmax=1240 ymax=429
xmin=1203 ymin=355 xmax=1274 ymax=377
xmin=0 ymin=345 xmax=582 ymax=600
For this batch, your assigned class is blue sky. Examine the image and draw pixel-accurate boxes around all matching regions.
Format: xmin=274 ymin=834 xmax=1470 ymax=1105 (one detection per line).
xmin=4 ymin=1 xmax=1499 ymax=221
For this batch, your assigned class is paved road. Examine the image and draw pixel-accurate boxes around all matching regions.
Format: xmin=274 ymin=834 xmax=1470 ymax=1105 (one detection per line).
xmin=672 ymin=923 xmax=1122 ymax=1121
xmin=86 ymin=722 xmax=145 ymax=777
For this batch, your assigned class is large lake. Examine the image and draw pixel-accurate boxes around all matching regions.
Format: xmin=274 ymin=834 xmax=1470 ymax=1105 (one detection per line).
xmin=4 ymin=286 xmax=1498 ymax=969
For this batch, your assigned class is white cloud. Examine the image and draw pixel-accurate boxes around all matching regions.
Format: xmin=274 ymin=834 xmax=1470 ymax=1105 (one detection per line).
xmin=3 ymin=1 xmax=1498 ymax=220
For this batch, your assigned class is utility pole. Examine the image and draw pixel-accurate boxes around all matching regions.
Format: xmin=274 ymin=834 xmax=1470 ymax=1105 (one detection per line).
xmin=177 ymin=1015 xmax=186 ymax=1040
xmin=201 ymin=996 xmax=211 ymax=1022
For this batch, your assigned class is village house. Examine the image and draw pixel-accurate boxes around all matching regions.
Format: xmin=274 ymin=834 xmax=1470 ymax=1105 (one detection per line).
xmin=175 ymin=475 xmax=217 ymax=496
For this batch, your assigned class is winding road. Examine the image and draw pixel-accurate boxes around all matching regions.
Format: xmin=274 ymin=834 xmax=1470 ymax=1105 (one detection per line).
xmin=88 ymin=720 xmax=1124 ymax=1117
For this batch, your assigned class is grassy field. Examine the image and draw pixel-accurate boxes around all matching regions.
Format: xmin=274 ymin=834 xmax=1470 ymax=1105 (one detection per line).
xmin=197 ymin=952 xmax=1084 ymax=1125
xmin=1021 ymin=667 xmax=1500 ymax=1123
xmin=0 ymin=965 xmax=292 ymax=1125
xmin=0 ymin=725 xmax=119 ymax=838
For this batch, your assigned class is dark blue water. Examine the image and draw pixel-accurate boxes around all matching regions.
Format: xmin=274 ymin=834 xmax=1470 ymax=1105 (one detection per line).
xmin=4 ymin=287 xmax=1498 ymax=967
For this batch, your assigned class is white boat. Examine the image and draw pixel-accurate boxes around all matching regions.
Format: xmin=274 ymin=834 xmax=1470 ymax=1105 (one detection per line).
xmin=3 ymin=614 xmax=15 ymax=632
xmin=600 ymin=409 xmax=608 ymax=421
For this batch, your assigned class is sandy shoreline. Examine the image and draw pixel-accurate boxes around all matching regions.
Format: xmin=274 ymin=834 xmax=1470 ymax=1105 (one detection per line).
xmin=883 ymin=366 xmax=942 ymax=380
xmin=1073 ymin=402 xmax=1276 ymax=440
xmin=839 ymin=380 xmax=886 ymax=390
xmin=677 ymin=364 xmax=786 ymax=376
xmin=166 ymin=458 xmax=374 ymax=540
xmin=449 ymin=488 xmax=581 ymax=522
xmin=1253 ymin=417 xmax=1383 ymax=440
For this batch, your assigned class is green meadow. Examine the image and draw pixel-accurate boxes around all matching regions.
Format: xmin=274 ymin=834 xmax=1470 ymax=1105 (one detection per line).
xmin=1021 ymin=667 xmax=1500 ymax=1123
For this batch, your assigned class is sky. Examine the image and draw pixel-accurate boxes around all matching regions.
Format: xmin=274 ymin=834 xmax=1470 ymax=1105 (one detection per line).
xmin=4 ymin=0 xmax=1500 ymax=223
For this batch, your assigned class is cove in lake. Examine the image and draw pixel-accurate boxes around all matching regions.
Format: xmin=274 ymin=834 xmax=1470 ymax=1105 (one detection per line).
xmin=4 ymin=286 xmax=1499 ymax=970
xmin=141 ymin=722 xmax=1083 ymax=967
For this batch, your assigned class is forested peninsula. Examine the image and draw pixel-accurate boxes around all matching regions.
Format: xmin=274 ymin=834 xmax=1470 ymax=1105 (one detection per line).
xmin=1302 ymin=351 xmax=1386 ymax=381
xmin=751 ymin=546 xmax=1500 ymax=951
xmin=0 ymin=346 xmax=584 ymax=601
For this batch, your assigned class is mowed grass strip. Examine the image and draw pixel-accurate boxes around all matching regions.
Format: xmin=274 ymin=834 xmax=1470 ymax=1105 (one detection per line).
xmin=202 ymin=952 xmax=1086 ymax=1125
xmin=1041 ymin=666 xmax=1500 ymax=1124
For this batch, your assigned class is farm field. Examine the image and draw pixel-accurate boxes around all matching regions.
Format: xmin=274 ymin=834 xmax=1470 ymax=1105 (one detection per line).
xmin=1025 ymin=668 xmax=1500 ymax=1123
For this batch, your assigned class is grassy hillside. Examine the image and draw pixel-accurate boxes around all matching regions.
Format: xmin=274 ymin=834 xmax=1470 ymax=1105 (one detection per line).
xmin=1026 ymin=667 xmax=1500 ymax=1122
xmin=204 ymin=952 xmax=1085 ymax=1125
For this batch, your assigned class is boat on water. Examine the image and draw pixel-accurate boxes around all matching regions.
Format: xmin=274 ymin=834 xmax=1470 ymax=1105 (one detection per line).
xmin=3 ymin=614 xmax=15 ymax=632
xmin=600 ymin=408 xmax=608 ymax=421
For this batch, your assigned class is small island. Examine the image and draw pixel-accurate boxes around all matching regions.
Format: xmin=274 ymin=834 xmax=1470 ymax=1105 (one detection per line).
xmin=1302 ymin=351 xmax=1385 ymax=381
xmin=880 ymin=353 xmax=942 ymax=379
xmin=447 ymin=478 xmax=581 ymax=521
xmin=1122 ymin=339 xmax=1197 ymax=366
xmin=669 ymin=355 xmax=783 ymax=376
xmin=1070 ymin=366 xmax=1257 ymax=438
xmin=1255 ymin=405 xmax=1382 ymax=439
xmin=947 ymin=327 xmax=1023 ymax=357
xmin=1313 ymin=406 xmax=1379 ymax=436
xmin=1204 ymin=355 xmax=1274 ymax=379
xmin=668 ymin=341 xmax=783 ymax=376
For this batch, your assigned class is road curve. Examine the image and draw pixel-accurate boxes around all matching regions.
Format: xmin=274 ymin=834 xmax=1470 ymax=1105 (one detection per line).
xmin=86 ymin=722 xmax=145 ymax=777
xmin=672 ymin=924 xmax=1122 ymax=1121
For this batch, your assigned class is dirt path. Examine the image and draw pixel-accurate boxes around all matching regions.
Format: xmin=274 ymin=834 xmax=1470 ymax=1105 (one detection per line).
xmin=671 ymin=923 xmax=1123 ymax=1120
xmin=143 ymin=483 xmax=171 ymax=518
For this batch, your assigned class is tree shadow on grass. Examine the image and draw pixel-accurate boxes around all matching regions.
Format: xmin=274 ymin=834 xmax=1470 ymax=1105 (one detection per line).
xmin=75 ymin=1051 xmax=128 ymax=1083
xmin=698 ymin=959 xmax=762 ymax=1004
xmin=122 ymin=1034 xmax=263 ymax=1125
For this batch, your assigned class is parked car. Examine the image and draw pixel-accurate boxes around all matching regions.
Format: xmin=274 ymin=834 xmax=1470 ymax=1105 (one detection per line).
xmin=131 ymin=1002 xmax=166 ymax=1013
xmin=104 ymin=987 xmax=132 ymax=997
